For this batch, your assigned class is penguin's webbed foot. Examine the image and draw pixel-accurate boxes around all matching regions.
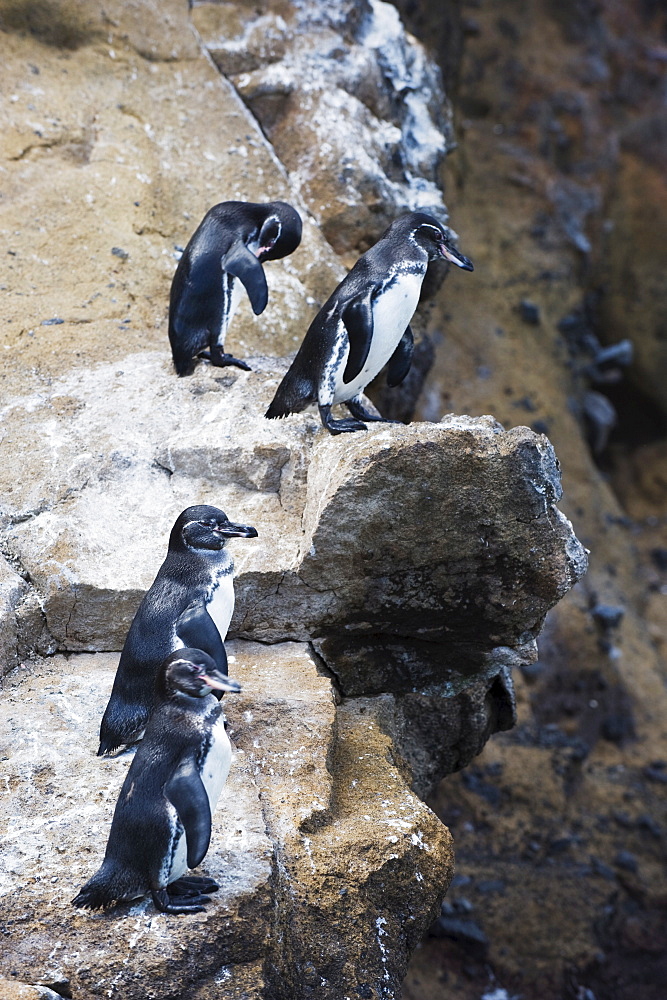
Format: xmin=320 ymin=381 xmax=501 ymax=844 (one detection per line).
xmin=319 ymin=404 xmax=367 ymax=435
xmin=206 ymin=346 xmax=252 ymax=371
xmin=168 ymin=876 xmax=219 ymax=897
xmin=152 ymin=888 xmax=209 ymax=914
xmin=345 ymin=397 xmax=401 ymax=424
xmin=327 ymin=418 xmax=368 ymax=435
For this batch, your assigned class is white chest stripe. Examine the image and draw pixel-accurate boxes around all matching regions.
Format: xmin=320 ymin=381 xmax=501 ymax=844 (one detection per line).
xmin=216 ymin=274 xmax=244 ymax=346
xmin=206 ymin=572 xmax=235 ymax=641
xmin=331 ymin=271 xmax=423 ymax=404
xmin=165 ymin=712 xmax=233 ymax=886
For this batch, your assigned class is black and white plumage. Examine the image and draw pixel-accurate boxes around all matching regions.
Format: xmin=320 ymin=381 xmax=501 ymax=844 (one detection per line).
xmin=265 ymin=212 xmax=473 ymax=434
xmin=169 ymin=200 xmax=302 ymax=376
xmin=97 ymin=505 xmax=257 ymax=756
xmin=74 ymin=649 xmax=240 ymax=915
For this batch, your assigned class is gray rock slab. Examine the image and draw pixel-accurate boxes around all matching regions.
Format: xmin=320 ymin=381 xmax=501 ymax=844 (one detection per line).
xmin=2 ymin=359 xmax=586 ymax=674
xmin=0 ymin=649 xmax=273 ymax=999
xmin=0 ymin=557 xmax=28 ymax=679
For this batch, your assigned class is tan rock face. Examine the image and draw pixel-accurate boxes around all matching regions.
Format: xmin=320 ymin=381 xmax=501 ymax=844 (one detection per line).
xmin=0 ymin=983 xmax=63 ymax=1000
xmin=0 ymin=0 xmax=341 ymax=389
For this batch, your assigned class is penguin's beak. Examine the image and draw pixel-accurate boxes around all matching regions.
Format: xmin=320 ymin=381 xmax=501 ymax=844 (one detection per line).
xmin=439 ymin=241 xmax=474 ymax=271
xmin=200 ymin=671 xmax=242 ymax=694
xmin=215 ymin=521 xmax=259 ymax=538
xmin=254 ymin=241 xmax=276 ymax=259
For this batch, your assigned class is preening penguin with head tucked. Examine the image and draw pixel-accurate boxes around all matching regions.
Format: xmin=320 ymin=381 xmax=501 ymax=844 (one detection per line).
xmin=169 ymin=200 xmax=302 ymax=376
xmin=265 ymin=211 xmax=473 ymax=434
xmin=74 ymin=649 xmax=240 ymax=914
xmin=97 ymin=505 xmax=257 ymax=756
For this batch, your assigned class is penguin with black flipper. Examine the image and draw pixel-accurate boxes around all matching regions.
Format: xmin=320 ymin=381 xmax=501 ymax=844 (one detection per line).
xmin=97 ymin=505 xmax=257 ymax=756
xmin=265 ymin=212 xmax=473 ymax=434
xmin=169 ymin=200 xmax=302 ymax=376
xmin=74 ymin=649 xmax=239 ymax=915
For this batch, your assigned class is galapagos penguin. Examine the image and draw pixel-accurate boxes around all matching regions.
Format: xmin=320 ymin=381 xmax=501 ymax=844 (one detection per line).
xmin=74 ymin=649 xmax=240 ymax=914
xmin=169 ymin=200 xmax=302 ymax=376
xmin=265 ymin=212 xmax=473 ymax=434
xmin=97 ymin=505 xmax=257 ymax=756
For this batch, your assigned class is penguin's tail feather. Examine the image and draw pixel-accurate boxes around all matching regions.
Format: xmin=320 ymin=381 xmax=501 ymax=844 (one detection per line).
xmin=265 ymin=374 xmax=315 ymax=419
xmin=171 ymin=348 xmax=196 ymax=377
xmin=97 ymin=735 xmax=124 ymax=756
xmin=98 ymin=698 xmax=147 ymax=756
xmin=72 ymin=860 xmax=141 ymax=910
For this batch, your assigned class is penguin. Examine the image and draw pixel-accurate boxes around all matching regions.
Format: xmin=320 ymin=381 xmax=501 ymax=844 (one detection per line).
xmin=265 ymin=212 xmax=473 ymax=434
xmin=74 ymin=649 xmax=240 ymax=914
xmin=169 ymin=200 xmax=302 ymax=376
xmin=97 ymin=505 xmax=257 ymax=756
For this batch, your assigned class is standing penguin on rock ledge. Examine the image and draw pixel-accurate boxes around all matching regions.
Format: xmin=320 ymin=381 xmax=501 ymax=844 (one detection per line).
xmin=265 ymin=212 xmax=473 ymax=434
xmin=74 ymin=649 xmax=240 ymax=915
xmin=97 ymin=505 xmax=257 ymax=756
xmin=169 ymin=200 xmax=302 ymax=376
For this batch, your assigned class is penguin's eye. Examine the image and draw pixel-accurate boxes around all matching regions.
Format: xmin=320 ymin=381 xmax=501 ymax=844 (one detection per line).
xmin=417 ymin=223 xmax=441 ymax=240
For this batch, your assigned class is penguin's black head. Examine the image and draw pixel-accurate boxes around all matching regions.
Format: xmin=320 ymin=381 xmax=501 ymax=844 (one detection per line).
xmin=171 ymin=505 xmax=258 ymax=552
xmin=398 ymin=212 xmax=474 ymax=270
xmin=159 ymin=648 xmax=242 ymax=700
xmin=252 ymin=202 xmax=302 ymax=262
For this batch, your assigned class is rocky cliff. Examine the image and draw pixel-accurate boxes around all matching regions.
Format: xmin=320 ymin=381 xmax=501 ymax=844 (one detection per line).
xmin=391 ymin=2 xmax=667 ymax=999
xmin=0 ymin=1 xmax=590 ymax=998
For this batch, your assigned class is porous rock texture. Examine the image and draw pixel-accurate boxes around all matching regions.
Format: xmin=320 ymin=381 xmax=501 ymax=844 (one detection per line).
xmin=193 ymin=0 xmax=453 ymax=260
xmin=0 ymin=1 xmax=586 ymax=998
xmin=390 ymin=2 xmax=667 ymax=999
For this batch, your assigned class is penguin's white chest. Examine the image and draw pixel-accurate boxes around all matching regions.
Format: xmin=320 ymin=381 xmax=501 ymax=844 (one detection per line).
xmin=206 ymin=571 xmax=235 ymax=641
xmin=332 ymin=271 xmax=423 ymax=404
xmin=200 ymin=712 xmax=233 ymax=812
xmin=166 ymin=712 xmax=232 ymax=885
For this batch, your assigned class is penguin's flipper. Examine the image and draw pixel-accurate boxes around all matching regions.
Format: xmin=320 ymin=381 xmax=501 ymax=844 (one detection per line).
xmin=342 ymin=291 xmax=374 ymax=384
xmin=175 ymin=601 xmax=228 ymax=677
xmin=386 ymin=325 xmax=414 ymax=387
xmin=165 ymin=758 xmax=212 ymax=869
xmin=221 ymin=242 xmax=268 ymax=316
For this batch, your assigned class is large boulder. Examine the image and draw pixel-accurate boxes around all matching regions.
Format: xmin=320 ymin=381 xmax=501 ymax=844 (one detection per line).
xmin=2 ymin=352 xmax=586 ymax=794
